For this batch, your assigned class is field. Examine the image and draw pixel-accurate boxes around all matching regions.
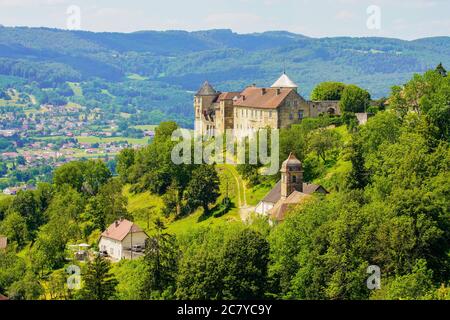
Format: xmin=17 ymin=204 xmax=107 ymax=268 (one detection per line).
xmin=123 ymin=163 xmax=254 ymax=237
xmin=132 ymin=125 xmax=157 ymax=131
xmin=33 ymin=135 xmax=150 ymax=145
xmin=75 ymin=136 xmax=150 ymax=145
xmin=127 ymin=74 xmax=149 ymax=81
xmin=0 ymin=193 xmax=12 ymax=201
xmin=67 ymin=82 xmax=83 ymax=98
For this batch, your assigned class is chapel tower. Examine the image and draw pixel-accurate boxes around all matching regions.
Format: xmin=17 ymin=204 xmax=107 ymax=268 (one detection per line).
xmin=280 ymin=153 xmax=303 ymax=199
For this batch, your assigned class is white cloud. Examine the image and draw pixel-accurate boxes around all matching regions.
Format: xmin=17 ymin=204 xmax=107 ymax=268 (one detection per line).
xmin=335 ymin=10 xmax=355 ymax=21
xmin=0 ymin=0 xmax=67 ymax=7
xmin=204 ymin=12 xmax=264 ymax=32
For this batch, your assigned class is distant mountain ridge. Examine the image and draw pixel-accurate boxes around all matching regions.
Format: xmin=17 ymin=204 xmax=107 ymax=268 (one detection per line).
xmin=0 ymin=26 xmax=449 ymax=99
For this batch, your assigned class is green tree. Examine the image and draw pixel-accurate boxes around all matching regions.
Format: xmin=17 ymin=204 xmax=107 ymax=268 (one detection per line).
xmin=0 ymin=196 xmax=13 ymax=221
xmin=141 ymin=219 xmax=178 ymax=299
xmin=16 ymin=156 xmax=26 ymax=166
xmin=435 ymin=63 xmax=447 ymax=77
xmin=308 ymin=128 xmax=342 ymax=162
xmin=7 ymin=272 xmax=43 ymax=300
xmin=373 ymin=260 xmax=435 ymax=300
xmin=53 ymin=161 xmax=85 ymax=192
xmin=116 ymin=148 xmax=135 ymax=183
xmin=184 ymin=165 xmax=220 ymax=214
xmin=11 ymin=190 xmax=42 ymax=236
xmin=53 ymin=160 xmax=111 ymax=195
xmin=154 ymin=121 xmax=178 ymax=143
xmin=311 ymin=82 xmax=346 ymax=101
xmin=0 ymin=211 xmax=29 ymax=248
xmin=222 ymin=229 xmax=270 ymax=299
xmin=340 ymin=85 xmax=371 ymax=113
xmin=389 ymin=70 xmax=450 ymax=141
xmin=176 ymin=226 xmax=229 ymax=300
xmin=34 ymin=182 xmax=54 ymax=214
xmin=82 ymin=160 xmax=112 ymax=195
xmin=0 ymin=246 xmax=26 ymax=294
xmin=47 ymin=269 xmax=69 ymax=300
xmin=80 ymin=254 xmax=118 ymax=300
xmin=82 ymin=178 xmax=129 ymax=233
xmin=345 ymin=139 xmax=369 ymax=190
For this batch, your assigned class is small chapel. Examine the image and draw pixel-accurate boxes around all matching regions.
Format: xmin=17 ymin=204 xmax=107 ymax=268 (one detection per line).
xmin=255 ymin=153 xmax=328 ymax=222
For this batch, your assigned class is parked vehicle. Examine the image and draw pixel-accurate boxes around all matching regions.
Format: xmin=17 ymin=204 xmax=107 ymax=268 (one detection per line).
xmin=131 ymin=245 xmax=144 ymax=253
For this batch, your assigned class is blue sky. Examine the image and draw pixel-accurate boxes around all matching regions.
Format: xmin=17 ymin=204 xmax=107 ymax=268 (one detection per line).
xmin=0 ymin=0 xmax=449 ymax=39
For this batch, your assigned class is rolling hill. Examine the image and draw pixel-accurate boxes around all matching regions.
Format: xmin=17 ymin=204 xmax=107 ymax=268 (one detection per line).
xmin=0 ymin=26 xmax=449 ymax=126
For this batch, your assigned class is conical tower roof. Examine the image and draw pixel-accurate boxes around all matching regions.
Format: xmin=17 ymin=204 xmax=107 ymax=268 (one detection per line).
xmin=280 ymin=153 xmax=302 ymax=172
xmin=196 ymin=81 xmax=218 ymax=96
xmin=271 ymin=73 xmax=298 ymax=89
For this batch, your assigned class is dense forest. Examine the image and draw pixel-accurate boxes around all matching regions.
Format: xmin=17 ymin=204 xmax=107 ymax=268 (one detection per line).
xmin=0 ymin=66 xmax=448 ymax=300
xmin=1 ymin=27 xmax=450 ymax=128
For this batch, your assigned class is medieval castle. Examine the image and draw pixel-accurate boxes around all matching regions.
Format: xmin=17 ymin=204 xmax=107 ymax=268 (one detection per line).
xmin=194 ymin=73 xmax=341 ymax=137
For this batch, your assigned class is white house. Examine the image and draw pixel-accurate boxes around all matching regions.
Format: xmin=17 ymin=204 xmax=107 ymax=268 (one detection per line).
xmin=99 ymin=219 xmax=148 ymax=261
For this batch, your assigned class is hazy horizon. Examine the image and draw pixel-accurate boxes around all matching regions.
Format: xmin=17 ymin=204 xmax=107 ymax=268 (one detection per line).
xmin=0 ymin=0 xmax=449 ymax=40
xmin=2 ymin=25 xmax=449 ymax=42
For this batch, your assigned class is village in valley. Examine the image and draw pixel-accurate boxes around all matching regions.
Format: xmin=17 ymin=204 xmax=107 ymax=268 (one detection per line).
xmin=0 ymin=101 xmax=154 ymax=194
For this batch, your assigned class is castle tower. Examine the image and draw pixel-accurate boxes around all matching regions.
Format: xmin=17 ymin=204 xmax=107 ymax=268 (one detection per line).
xmin=194 ymin=81 xmax=219 ymax=137
xmin=280 ymin=153 xmax=303 ymax=199
xmin=271 ymin=72 xmax=298 ymax=92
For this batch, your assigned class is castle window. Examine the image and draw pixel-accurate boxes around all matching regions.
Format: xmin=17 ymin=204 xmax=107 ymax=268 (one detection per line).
xmin=292 ymin=176 xmax=297 ymax=183
xmin=289 ymin=113 xmax=294 ymax=120
xmin=298 ymin=110 xmax=304 ymax=119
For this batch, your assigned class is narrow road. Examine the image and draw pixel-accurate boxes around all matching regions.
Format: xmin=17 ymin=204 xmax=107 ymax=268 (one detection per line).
xmin=223 ymin=164 xmax=254 ymax=223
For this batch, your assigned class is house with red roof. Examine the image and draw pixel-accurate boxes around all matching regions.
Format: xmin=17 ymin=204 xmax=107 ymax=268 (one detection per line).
xmin=99 ymin=219 xmax=148 ymax=261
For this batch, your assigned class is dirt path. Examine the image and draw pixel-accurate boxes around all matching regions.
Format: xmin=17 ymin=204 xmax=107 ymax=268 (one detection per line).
xmin=223 ymin=164 xmax=255 ymax=223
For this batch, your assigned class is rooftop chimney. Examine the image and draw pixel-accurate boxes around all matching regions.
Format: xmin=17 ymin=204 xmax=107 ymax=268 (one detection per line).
xmin=262 ymin=88 xmax=266 ymax=95
xmin=276 ymin=88 xmax=281 ymax=95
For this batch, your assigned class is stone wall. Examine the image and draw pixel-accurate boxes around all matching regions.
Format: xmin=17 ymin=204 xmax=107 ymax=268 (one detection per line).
xmin=277 ymin=92 xmax=310 ymax=128
xmin=307 ymin=100 xmax=341 ymax=117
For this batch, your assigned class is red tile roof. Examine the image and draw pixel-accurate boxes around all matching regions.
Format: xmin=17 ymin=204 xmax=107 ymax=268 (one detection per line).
xmin=270 ymin=191 xmax=312 ymax=222
xmin=0 ymin=294 xmax=9 ymax=300
xmin=234 ymin=87 xmax=294 ymax=109
xmin=218 ymin=92 xmax=240 ymax=100
xmin=261 ymin=182 xmax=327 ymax=204
xmin=101 ymin=220 xmax=144 ymax=242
